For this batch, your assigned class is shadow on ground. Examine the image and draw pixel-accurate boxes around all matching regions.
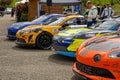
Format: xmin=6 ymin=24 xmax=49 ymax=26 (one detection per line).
xmin=48 ymin=54 xmax=76 ymax=66
xmin=10 ymin=19 xmax=16 ymax=22
xmin=12 ymin=45 xmax=51 ymax=51
xmin=4 ymin=38 xmax=16 ymax=42
xmin=71 ymin=75 xmax=81 ymax=80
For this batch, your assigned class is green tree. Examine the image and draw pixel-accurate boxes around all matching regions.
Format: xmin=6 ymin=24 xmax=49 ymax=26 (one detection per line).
xmin=0 ymin=0 xmax=12 ymax=6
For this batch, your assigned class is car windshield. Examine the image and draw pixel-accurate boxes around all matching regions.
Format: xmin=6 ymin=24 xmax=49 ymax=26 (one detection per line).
xmin=95 ymin=21 xmax=118 ymax=30
xmin=32 ymin=15 xmax=48 ymax=23
xmin=42 ymin=16 xmax=60 ymax=25
xmin=86 ymin=40 xmax=120 ymax=51
xmin=48 ymin=17 xmax=66 ymax=26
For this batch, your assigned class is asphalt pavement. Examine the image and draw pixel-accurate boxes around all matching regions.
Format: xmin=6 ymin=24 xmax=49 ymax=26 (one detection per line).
xmin=0 ymin=15 xmax=80 ymax=80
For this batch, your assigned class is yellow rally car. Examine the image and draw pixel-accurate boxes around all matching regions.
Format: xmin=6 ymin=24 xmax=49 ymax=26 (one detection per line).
xmin=16 ymin=15 xmax=87 ymax=49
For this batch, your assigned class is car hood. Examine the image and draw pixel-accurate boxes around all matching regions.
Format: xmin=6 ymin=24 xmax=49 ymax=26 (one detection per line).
xmin=57 ymin=28 xmax=91 ymax=37
xmin=22 ymin=24 xmax=59 ymax=30
xmin=14 ymin=22 xmax=31 ymax=26
xmin=86 ymin=29 xmax=114 ymax=34
xmin=79 ymin=38 xmax=120 ymax=56
xmin=9 ymin=22 xmax=31 ymax=28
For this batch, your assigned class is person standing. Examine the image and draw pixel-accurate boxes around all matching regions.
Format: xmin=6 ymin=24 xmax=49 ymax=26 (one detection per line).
xmin=101 ymin=4 xmax=114 ymax=19
xmin=0 ymin=6 xmax=2 ymax=16
xmin=16 ymin=6 xmax=21 ymax=22
xmin=97 ymin=4 xmax=101 ymax=16
xmin=84 ymin=1 xmax=98 ymax=27
xmin=11 ymin=7 xmax=15 ymax=17
xmin=1 ymin=6 xmax=5 ymax=17
xmin=101 ymin=5 xmax=106 ymax=15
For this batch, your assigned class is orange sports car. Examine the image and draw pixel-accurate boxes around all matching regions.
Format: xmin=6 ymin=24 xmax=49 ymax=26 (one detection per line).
xmin=72 ymin=34 xmax=120 ymax=80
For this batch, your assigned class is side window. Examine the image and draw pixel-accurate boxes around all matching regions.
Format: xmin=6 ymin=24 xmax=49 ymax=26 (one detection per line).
xmin=44 ymin=16 xmax=59 ymax=25
xmin=79 ymin=17 xmax=87 ymax=24
xmin=65 ymin=18 xmax=87 ymax=25
xmin=49 ymin=16 xmax=59 ymax=22
xmin=115 ymin=25 xmax=119 ymax=30
xmin=65 ymin=18 xmax=77 ymax=25
xmin=118 ymin=25 xmax=120 ymax=30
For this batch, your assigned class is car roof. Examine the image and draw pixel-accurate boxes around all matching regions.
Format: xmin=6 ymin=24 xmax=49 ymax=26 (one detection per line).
xmin=49 ymin=14 xmax=63 ymax=16
xmin=66 ymin=15 xmax=84 ymax=18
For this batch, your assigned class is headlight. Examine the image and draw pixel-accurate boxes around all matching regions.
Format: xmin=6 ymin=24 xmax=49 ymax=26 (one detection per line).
xmin=94 ymin=54 xmax=101 ymax=62
xmin=21 ymin=28 xmax=41 ymax=34
xmin=22 ymin=30 xmax=32 ymax=34
xmin=109 ymin=51 xmax=120 ymax=58
xmin=12 ymin=24 xmax=22 ymax=28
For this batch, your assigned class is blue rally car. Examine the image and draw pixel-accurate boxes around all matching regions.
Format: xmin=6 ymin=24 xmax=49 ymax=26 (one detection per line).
xmin=7 ymin=14 xmax=62 ymax=39
xmin=52 ymin=19 xmax=120 ymax=58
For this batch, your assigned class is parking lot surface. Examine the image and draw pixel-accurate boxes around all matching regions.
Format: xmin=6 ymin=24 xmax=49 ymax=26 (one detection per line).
xmin=0 ymin=15 xmax=80 ymax=80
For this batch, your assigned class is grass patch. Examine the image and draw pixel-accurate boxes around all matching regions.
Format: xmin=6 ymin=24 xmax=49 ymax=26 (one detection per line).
xmin=113 ymin=4 xmax=120 ymax=15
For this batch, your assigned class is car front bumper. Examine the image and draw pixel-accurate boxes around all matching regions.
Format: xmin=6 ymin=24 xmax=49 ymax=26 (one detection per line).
xmin=7 ymin=35 xmax=16 ymax=39
xmin=15 ymin=38 xmax=35 ymax=47
xmin=72 ymin=62 xmax=115 ymax=80
xmin=52 ymin=40 xmax=76 ymax=57
xmin=56 ymin=51 xmax=76 ymax=58
xmin=7 ymin=31 xmax=17 ymax=39
xmin=16 ymin=30 xmax=39 ymax=47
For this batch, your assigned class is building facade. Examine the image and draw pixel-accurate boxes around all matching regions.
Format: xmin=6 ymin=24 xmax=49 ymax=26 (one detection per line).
xmin=28 ymin=0 xmax=81 ymax=20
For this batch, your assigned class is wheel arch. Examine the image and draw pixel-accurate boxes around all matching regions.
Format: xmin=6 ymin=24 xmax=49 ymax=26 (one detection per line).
xmin=35 ymin=31 xmax=53 ymax=49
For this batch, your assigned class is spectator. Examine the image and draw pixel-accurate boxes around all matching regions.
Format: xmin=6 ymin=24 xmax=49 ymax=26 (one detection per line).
xmin=84 ymin=1 xmax=98 ymax=27
xmin=16 ymin=6 xmax=22 ymax=22
xmin=1 ymin=6 xmax=5 ymax=17
xmin=0 ymin=6 xmax=2 ymax=16
xmin=101 ymin=5 xmax=106 ymax=15
xmin=11 ymin=7 xmax=15 ymax=17
xmin=101 ymin=4 xmax=114 ymax=19
xmin=97 ymin=4 xmax=101 ymax=16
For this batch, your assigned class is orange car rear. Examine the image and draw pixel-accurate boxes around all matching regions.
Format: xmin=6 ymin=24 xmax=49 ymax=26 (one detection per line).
xmin=72 ymin=34 xmax=120 ymax=80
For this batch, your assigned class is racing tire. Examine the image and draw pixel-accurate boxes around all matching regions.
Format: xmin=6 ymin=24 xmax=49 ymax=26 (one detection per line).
xmin=36 ymin=32 xmax=53 ymax=49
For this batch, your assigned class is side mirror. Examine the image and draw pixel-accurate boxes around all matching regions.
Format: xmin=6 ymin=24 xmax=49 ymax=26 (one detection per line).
xmin=62 ymin=24 xmax=69 ymax=28
xmin=59 ymin=24 xmax=69 ymax=31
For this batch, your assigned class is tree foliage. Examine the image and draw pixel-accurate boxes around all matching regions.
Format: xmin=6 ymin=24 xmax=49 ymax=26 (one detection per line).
xmin=0 ymin=0 xmax=12 ymax=6
xmin=81 ymin=0 xmax=120 ymax=6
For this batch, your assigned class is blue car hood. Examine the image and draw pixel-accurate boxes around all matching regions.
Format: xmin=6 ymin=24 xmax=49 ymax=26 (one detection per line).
xmin=8 ymin=22 xmax=32 ymax=31
xmin=9 ymin=22 xmax=30 ymax=27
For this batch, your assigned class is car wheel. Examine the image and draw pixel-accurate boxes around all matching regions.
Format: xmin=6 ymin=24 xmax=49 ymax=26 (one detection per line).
xmin=36 ymin=32 xmax=53 ymax=49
